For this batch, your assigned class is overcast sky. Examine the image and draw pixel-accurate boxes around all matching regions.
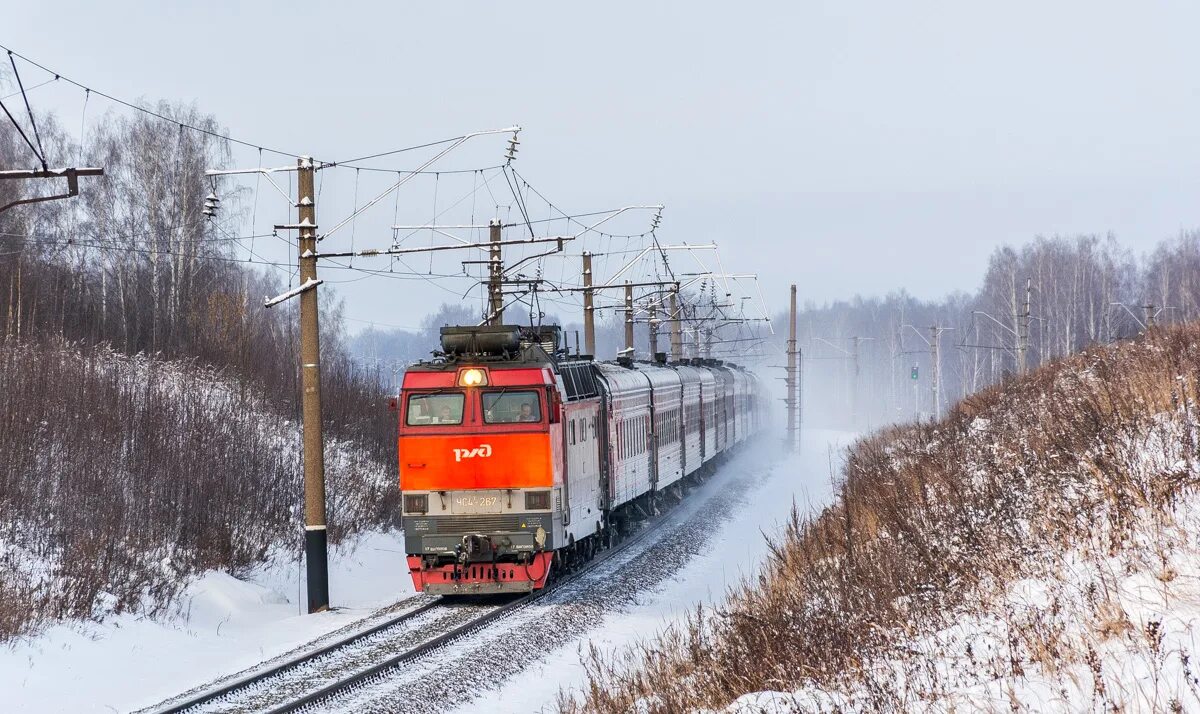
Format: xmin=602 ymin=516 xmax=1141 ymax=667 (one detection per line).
xmin=6 ymin=1 xmax=1200 ymax=332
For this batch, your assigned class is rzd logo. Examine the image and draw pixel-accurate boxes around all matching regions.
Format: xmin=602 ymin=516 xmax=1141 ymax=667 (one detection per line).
xmin=453 ymin=444 xmax=493 ymax=462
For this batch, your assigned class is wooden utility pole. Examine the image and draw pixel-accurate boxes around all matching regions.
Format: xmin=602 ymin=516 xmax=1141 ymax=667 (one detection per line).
xmin=669 ymin=291 xmax=682 ymax=362
xmin=623 ymin=281 xmax=634 ymax=358
xmin=297 ymin=156 xmax=329 ymax=614
xmin=582 ymin=252 xmax=595 ymax=355
xmin=488 ymin=219 xmax=504 ymax=325
xmin=786 ymin=284 xmax=799 ymax=453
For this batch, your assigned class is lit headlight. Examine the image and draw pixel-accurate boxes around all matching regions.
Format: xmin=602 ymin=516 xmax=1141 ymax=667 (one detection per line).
xmin=459 ymin=368 xmax=487 ymax=387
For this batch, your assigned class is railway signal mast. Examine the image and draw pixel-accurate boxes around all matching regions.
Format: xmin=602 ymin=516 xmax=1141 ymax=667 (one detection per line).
xmin=902 ymin=323 xmax=954 ymax=421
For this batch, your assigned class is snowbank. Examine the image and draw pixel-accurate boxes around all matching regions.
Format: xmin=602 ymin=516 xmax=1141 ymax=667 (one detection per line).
xmin=0 ymin=530 xmax=414 ymax=714
xmin=462 ymin=429 xmax=856 ymax=714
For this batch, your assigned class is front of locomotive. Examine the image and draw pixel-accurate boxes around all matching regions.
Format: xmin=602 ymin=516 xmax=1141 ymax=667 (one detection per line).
xmin=398 ymin=326 xmax=563 ymax=595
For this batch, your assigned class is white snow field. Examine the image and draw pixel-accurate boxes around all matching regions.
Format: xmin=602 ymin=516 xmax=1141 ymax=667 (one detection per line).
xmin=0 ymin=531 xmax=415 ymax=714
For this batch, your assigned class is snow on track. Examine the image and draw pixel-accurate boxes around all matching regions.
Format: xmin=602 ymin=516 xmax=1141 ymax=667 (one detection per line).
xmin=176 ymin=599 xmax=506 ymax=714
xmin=320 ymin=430 xmax=853 ymax=714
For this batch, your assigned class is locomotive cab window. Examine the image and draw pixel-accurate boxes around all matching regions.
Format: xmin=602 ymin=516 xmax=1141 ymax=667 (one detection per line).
xmin=406 ymin=393 xmax=465 ymax=426
xmin=483 ymin=390 xmax=543 ymax=424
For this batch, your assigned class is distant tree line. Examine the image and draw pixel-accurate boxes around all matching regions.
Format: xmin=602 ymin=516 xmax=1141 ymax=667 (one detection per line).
xmin=773 ymin=232 xmax=1200 ymax=430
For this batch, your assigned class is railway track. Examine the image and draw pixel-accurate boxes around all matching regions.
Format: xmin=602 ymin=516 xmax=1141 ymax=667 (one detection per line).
xmin=142 ymin=595 xmax=462 ymax=714
xmin=144 ymin=490 xmax=674 ymax=714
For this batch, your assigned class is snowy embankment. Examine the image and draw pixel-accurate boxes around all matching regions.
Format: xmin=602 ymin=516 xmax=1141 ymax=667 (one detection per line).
xmin=0 ymin=531 xmax=413 ymax=714
xmin=728 ymin=446 xmax=1200 ymax=713
xmin=461 ymin=429 xmax=857 ymax=714
xmin=0 ymin=340 xmax=401 ymax=713
xmin=563 ymin=326 xmax=1200 ymax=714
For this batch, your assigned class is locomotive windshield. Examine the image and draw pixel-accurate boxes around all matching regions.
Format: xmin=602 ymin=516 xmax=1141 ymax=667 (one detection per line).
xmin=406 ymin=392 xmax=465 ymax=426
xmin=482 ymin=390 xmax=542 ymax=424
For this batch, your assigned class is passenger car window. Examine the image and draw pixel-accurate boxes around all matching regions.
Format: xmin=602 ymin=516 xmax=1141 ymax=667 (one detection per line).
xmin=406 ymin=393 xmax=465 ymax=426
xmin=483 ymin=390 xmax=542 ymax=424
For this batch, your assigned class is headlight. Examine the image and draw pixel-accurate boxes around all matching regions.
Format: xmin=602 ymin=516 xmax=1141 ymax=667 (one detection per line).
xmin=524 ymin=490 xmax=551 ymax=510
xmin=404 ymin=494 xmax=428 ymax=514
xmin=459 ymin=368 xmax=487 ymax=386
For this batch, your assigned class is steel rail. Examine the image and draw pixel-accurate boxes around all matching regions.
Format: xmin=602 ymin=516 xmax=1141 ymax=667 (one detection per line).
xmin=264 ymin=484 xmax=686 ymax=714
xmin=148 ymin=461 xmax=723 ymax=714
xmin=146 ymin=596 xmax=444 ymax=714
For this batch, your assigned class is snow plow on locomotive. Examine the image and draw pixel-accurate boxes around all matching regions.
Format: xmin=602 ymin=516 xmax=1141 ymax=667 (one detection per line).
xmin=398 ymin=324 xmax=766 ymax=595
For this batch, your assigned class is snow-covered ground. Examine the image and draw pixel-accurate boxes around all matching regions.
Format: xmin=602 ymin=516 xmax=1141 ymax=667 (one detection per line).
xmin=0 ymin=429 xmax=853 ymax=714
xmin=455 ymin=428 xmax=856 ymax=714
xmin=720 ymin=511 xmax=1200 ymax=714
xmin=0 ymin=531 xmax=415 ymax=714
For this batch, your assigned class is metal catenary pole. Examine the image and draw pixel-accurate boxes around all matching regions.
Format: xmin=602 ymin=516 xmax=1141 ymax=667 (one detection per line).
xmin=582 ymin=252 xmax=595 ymax=355
xmin=669 ymin=290 xmax=682 ymax=362
xmin=930 ymin=325 xmax=940 ymax=421
xmin=787 ymin=284 xmax=798 ymax=452
xmin=297 ymin=156 xmax=329 ymax=614
xmin=1016 ymin=278 xmax=1031 ymax=374
xmin=797 ymin=345 xmax=804 ymax=449
xmin=623 ymin=281 xmax=634 ymax=358
xmin=488 ymin=219 xmax=504 ymax=325
xmin=648 ymin=302 xmax=659 ymax=358
xmin=850 ymin=336 xmax=861 ymax=427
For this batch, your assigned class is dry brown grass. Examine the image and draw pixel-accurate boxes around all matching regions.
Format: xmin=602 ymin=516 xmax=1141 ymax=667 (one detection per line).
xmin=559 ymin=324 xmax=1200 ymax=713
xmin=0 ymin=340 xmax=397 ymax=641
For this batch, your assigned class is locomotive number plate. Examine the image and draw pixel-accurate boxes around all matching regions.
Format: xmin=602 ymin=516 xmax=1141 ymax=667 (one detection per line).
xmin=451 ymin=490 xmax=505 ymax=514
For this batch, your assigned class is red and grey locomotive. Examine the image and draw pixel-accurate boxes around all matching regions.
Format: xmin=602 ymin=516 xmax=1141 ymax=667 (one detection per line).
xmin=397 ymin=324 xmax=766 ymax=594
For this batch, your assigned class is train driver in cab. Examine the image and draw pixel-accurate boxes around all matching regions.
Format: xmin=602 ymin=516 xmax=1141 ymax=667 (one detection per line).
xmin=434 ymin=403 xmax=460 ymax=424
xmin=518 ymin=402 xmax=537 ymax=422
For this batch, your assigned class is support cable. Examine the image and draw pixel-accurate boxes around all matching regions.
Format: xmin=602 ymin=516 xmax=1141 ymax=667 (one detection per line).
xmin=77 ymin=89 xmax=89 ymax=164
xmin=0 ymin=42 xmax=300 ymax=158
xmin=0 ymin=96 xmax=42 ymax=165
xmin=8 ymin=51 xmax=47 ymax=169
